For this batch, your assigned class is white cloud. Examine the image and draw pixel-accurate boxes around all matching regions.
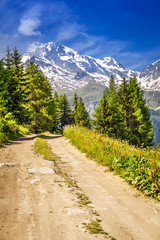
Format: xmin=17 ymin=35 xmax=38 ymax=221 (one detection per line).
xmin=18 ymin=17 xmax=41 ymax=36
xmin=18 ymin=4 xmax=42 ymax=36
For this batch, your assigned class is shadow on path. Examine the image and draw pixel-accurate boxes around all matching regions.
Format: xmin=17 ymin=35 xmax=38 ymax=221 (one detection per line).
xmin=15 ymin=136 xmax=37 ymax=142
xmin=47 ymin=135 xmax=63 ymax=140
xmin=1 ymin=135 xmax=37 ymax=148
xmin=0 ymin=134 xmax=63 ymax=149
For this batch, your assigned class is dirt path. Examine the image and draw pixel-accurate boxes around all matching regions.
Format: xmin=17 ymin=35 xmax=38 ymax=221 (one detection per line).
xmin=0 ymin=135 xmax=160 ymax=240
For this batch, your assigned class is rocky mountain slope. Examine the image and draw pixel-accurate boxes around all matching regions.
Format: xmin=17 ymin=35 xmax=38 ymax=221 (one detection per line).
xmin=139 ymin=60 xmax=160 ymax=90
xmin=22 ymin=42 xmax=160 ymax=92
xmin=22 ymin=42 xmax=138 ymax=91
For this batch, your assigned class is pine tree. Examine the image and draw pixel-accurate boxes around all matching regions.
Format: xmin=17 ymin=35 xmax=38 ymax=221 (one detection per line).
xmin=108 ymin=75 xmax=116 ymax=93
xmin=75 ymin=97 xmax=90 ymax=127
xmin=72 ymin=92 xmax=78 ymax=123
xmin=3 ymin=47 xmax=27 ymax=124
xmin=4 ymin=46 xmax=12 ymax=70
xmin=25 ymin=61 xmax=53 ymax=133
xmin=107 ymin=75 xmax=123 ymax=138
xmin=127 ymin=76 xmax=153 ymax=146
xmin=0 ymin=60 xmax=9 ymax=116
xmin=93 ymin=91 xmax=113 ymax=134
xmin=52 ymin=91 xmax=59 ymax=132
xmin=58 ymin=94 xmax=73 ymax=132
xmin=118 ymin=77 xmax=130 ymax=139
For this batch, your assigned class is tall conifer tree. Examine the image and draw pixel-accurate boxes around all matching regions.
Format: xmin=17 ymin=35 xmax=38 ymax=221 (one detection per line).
xmin=107 ymin=75 xmax=123 ymax=138
xmin=127 ymin=76 xmax=153 ymax=146
xmin=25 ymin=61 xmax=53 ymax=132
xmin=58 ymin=94 xmax=73 ymax=132
xmin=0 ymin=60 xmax=9 ymax=116
xmin=93 ymin=91 xmax=113 ymax=134
xmin=52 ymin=91 xmax=59 ymax=132
xmin=5 ymin=47 xmax=27 ymax=123
xmin=75 ymin=97 xmax=90 ymax=127
xmin=118 ymin=77 xmax=130 ymax=139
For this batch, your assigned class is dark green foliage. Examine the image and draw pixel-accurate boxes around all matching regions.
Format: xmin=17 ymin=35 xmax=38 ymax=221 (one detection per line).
xmin=93 ymin=91 xmax=112 ymax=134
xmin=51 ymin=91 xmax=60 ymax=132
xmin=118 ymin=77 xmax=130 ymax=138
xmin=93 ymin=75 xmax=123 ymax=138
xmin=93 ymin=75 xmax=153 ymax=147
xmin=74 ymin=96 xmax=90 ymax=127
xmin=126 ymin=76 xmax=153 ymax=147
xmin=4 ymin=46 xmax=12 ymax=70
xmin=107 ymin=75 xmax=124 ymax=138
xmin=1 ymin=46 xmax=90 ymax=137
xmin=0 ymin=60 xmax=10 ymax=115
xmin=72 ymin=92 xmax=78 ymax=113
xmin=108 ymin=74 xmax=116 ymax=93
xmin=3 ymin=47 xmax=29 ymax=124
xmin=0 ymin=47 xmax=59 ymax=141
xmin=25 ymin=61 xmax=53 ymax=133
xmin=58 ymin=94 xmax=74 ymax=132
xmin=0 ymin=48 xmax=30 ymax=144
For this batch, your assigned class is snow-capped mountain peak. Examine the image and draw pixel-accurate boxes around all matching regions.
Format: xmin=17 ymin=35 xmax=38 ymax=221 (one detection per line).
xmin=22 ymin=42 xmax=160 ymax=91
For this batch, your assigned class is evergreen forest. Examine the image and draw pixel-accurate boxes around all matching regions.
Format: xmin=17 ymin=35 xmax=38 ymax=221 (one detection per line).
xmin=0 ymin=47 xmax=89 ymax=144
xmin=0 ymin=47 xmax=153 ymax=148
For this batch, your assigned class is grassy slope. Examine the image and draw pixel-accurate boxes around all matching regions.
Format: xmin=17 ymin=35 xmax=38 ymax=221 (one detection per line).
xmin=64 ymin=125 xmax=160 ymax=201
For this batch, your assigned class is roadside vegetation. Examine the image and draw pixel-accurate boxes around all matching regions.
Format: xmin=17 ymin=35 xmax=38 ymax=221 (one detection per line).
xmin=0 ymin=113 xmax=29 ymax=145
xmin=0 ymin=47 xmax=89 ymax=145
xmin=64 ymin=125 xmax=160 ymax=200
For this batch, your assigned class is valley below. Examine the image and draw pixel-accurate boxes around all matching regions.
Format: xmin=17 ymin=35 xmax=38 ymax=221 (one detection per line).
xmin=0 ymin=135 xmax=160 ymax=240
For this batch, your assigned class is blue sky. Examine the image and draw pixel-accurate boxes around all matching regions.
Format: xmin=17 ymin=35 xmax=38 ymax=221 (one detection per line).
xmin=0 ymin=0 xmax=160 ymax=71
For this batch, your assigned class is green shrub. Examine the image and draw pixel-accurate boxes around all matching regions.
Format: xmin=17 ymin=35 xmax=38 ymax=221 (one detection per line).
xmin=0 ymin=113 xmax=29 ymax=145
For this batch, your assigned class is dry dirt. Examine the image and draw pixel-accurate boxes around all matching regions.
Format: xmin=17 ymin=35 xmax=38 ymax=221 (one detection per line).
xmin=0 ymin=134 xmax=160 ymax=240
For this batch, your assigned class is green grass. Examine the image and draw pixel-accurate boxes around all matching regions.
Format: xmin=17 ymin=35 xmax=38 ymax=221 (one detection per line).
xmin=34 ymin=134 xmax=57 ymax=161
xmin=63 ymin=172 xmax=79 ymax=188
xmin=83 ymin=219 xmax=109 ymax=236
xmin=76 ymin=192 xmax=92 ymax=205
xmin=64 ymin=125 xmax=160 ymax=201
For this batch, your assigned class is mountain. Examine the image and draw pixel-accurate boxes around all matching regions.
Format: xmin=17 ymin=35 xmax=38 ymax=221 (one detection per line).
xmin=22 ymin=42 xmax=138 ymax=91
xmin=22 ymin=42 xmax=160 ymax=145
xmin=138 ymin=60 xmax=160 ymax=90
xmin=22 ymin=42 xmax=160 ymax=92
